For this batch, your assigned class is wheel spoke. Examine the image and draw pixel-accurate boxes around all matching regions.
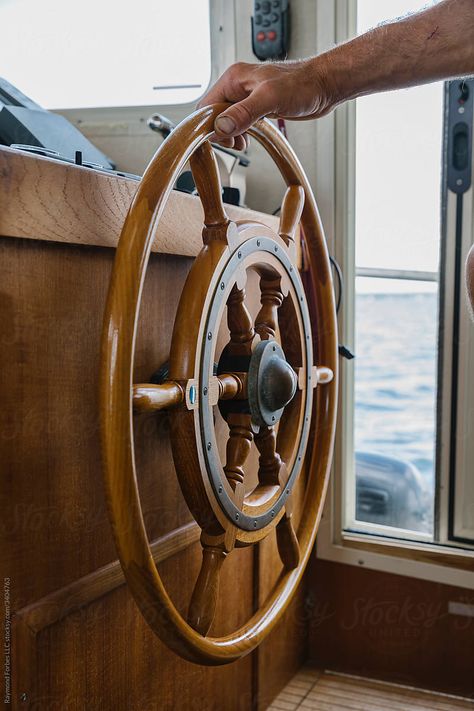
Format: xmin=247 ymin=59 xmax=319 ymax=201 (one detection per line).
xmin=132 ymin=382 xmax=184 ymax=412
xmin=217 ymin=373 xmax=245 ymax=400
xmin=223 ymin=412 xmax=254 ymax=491
xmin=226 ymin=284 xmax=255 ymax=356
xmin=276 ymin=496 xmax=300 ymax=570
xmin=188 ymin=544 xmax=227 ymax=635
xmin=296 ymin=365 xmax=334 ymax=390
xmin=254 ymin=425 xmax=282 ymax=486
xmin=255 ymin=276 xmax=283 ymax=341
xmin=189 ymin=141 xmax=229 ymax=241
xmin=279 ymin=184 xmax=305 ymax=246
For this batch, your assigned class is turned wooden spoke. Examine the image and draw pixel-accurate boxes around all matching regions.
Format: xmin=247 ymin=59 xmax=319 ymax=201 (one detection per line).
xmin=217 ymin=373 xmax=244 ymax=400
xmin=133 ymin=374 xmax=245 ymax=412
xmin=254 ymin=425 xmax=282 ymax=486
xmin=255 ymin=276 xmax=283 ymax=340
xmin=276 ymin=509 xmax=301 ymax=570
xmin=223 ymin=412 xmax=254 ymax=490
xmin=189 ymin=141 xmax=228 ymax=239
xmin=279 ymin=184 xmax=305 ymax=245
xmin=132 ymin=382 xmax=184 ymax=412
xmin=226 ymin=284 xmax=255 ymax=356
xmin=296 ymin=365 xmax=334 ymax=391
xmin=188 ymin=545 xmax=227 ymax=636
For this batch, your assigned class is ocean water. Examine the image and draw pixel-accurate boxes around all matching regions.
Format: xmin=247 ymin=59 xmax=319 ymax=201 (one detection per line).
xmin=354 ymin=292 xmax=438 ymax=494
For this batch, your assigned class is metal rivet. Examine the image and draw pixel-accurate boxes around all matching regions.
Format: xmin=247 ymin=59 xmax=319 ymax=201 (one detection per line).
xmin=203 ymin=386 xmax=208 ymax=396
xmin=235 ymin=512 xmax=240 ymax=520
xmin=256 ymin=240 xmax=261 ymax=247
xmin=272 ymin=416 xmax=275 ymax=421
xmin=20 ymin=694 xmax=28 ymax=703
xmin=300 ymin=296 xmax=303 ymax=301
xmin=253 ymin=520 xmax=257 ymax=528
xmin=207 ymin=442 xmax=212 ymax=451
xmin=290 ymin=266 xmax=293 ymax=272
xmin=218 ymin=485 xmax=223 ymax=494
xmin=286 ymin=488 xmax=290 ymax=495
xmin=207 ymin=331 xmax=212 ymax=340
xmin=305 ymin=416 xmax=309 ymax=422
xmin=308 ymin=375 xmax=311 ymax=381
xmin=274 ymin=245 xmax=278 ymax=252
xmin=272 ymin=345 xmax=276 ymax=352
xmin=271 ymin=510 xmax=275 ymax=518
xmin=220 ymin=282 xmax=225 ymax=290
xmin=238 ymin=251 xmax=242 ymax=259
xmin=298 ymin=456 xmax=301 ymax=461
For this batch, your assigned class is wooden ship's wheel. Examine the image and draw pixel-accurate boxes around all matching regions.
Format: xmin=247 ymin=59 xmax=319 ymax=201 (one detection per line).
xmin=100 ymin=104 xmax=338 ymax=665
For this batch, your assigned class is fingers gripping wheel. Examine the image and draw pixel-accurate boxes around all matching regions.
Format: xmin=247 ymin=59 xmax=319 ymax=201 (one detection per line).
xmin=100 ymin=104 xmax=338 ymax=665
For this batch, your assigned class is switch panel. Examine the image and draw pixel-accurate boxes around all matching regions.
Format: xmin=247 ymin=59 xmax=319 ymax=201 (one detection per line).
xmin=252 ymin=0 xmax=289 ymax=61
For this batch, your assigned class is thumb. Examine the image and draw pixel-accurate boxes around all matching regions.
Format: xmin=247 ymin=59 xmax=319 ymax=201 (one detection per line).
xmin=214 ymin=85 xmax=276 ymax=137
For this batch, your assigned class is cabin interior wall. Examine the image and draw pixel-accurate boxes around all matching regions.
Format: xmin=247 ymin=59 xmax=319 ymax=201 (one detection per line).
xmin=307 ymin=559 xmax=474 ymax=699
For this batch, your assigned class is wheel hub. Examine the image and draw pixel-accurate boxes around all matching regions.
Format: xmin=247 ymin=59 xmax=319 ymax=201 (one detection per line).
xmin=248 ymin=339 xmax=297 ymax=427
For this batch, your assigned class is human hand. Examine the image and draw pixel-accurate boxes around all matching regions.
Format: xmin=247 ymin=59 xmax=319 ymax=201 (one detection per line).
xmin=197 ymin=57 xmax=337 ymax=150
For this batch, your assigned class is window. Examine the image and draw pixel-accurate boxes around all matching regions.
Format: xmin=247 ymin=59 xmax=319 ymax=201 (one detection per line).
xmin=0 ymin=0 xmax=211 ymax=109
xmin=347 ymin=0 xmax=443 ymax=541
xmin=316 ymin=0 xmax=474 ymax=584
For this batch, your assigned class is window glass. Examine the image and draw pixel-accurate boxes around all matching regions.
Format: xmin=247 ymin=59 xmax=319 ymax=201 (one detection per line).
xmin=354 ymin=279 xmax=437 ymax=535
xmin=356 ymin=0 xmax=442 ymax=273
xmin=350 ymin=0 xmax=443 ymax=537
xmin=0 ymin=0 xmax=211 ymax=109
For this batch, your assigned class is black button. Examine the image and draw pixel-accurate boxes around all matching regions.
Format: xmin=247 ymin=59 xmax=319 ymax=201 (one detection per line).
xmin=262 ymin=1 xmax=271 ymax=13
xmin=271 ymin=12 xmax=279 ymax=21
xmin=262 ymin=18 xmax=271 ymax=27
xmin=255 ymin=13 xmax=262 ymax=24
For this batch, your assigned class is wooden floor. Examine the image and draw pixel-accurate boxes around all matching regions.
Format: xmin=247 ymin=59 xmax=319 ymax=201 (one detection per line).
xmin=267 ymin=668 xmax=474 ymax=710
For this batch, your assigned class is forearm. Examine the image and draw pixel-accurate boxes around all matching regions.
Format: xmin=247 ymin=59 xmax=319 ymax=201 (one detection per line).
xmin=319 ymin=0 xmax=474 ymax=106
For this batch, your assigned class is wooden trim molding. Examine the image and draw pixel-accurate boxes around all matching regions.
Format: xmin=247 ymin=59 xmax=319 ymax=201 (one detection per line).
xmin=13 ymin=521 xmax=200 ymax=634
xmin=11 ymin=522 xmax=200 ymax=709
xmin=0 ymin=146 xmax=284 ymax=258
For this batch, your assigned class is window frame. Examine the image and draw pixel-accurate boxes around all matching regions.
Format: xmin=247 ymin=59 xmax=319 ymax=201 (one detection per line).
xmin=315 ymin=0 xmax=474 ymax=590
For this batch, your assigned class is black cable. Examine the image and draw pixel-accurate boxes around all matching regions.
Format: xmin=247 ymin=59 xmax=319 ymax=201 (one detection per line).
xmin=329 ymin=255 xmax=343 ymax=314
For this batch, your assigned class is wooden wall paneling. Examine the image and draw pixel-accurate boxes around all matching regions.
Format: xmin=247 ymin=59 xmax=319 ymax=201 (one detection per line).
xmin=307 ymin=559 xmax=474 ymax=700
xmin=34 ymin=545 xmax=254 ymax=711
xmin=1 ymin=236 xmax=255 ymax=709
xmin=255 ymin=466 xmax=310 ymax=710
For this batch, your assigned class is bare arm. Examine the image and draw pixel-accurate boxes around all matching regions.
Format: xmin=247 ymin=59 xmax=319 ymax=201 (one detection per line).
xmin=199 ymin=0 xmax=474 ymax=149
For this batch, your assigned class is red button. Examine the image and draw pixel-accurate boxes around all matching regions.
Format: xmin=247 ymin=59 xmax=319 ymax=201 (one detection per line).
xmin=268 ymin=30 xmax=277 ymax=40
xmin=257 ymin=31 xmax=266 ymax=41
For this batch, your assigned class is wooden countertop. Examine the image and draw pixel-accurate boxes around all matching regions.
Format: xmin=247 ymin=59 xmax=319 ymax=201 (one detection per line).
xmin=0 ymin=145 xmax=281 ymax=258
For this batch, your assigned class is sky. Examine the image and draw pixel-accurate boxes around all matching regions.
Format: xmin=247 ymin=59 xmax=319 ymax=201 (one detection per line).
xmin=355 ymin=0 xmax=443 ymax=293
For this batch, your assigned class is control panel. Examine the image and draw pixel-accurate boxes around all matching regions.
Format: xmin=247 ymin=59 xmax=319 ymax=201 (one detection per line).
xmin=251 ymin=0 xmax=289 ymax=61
